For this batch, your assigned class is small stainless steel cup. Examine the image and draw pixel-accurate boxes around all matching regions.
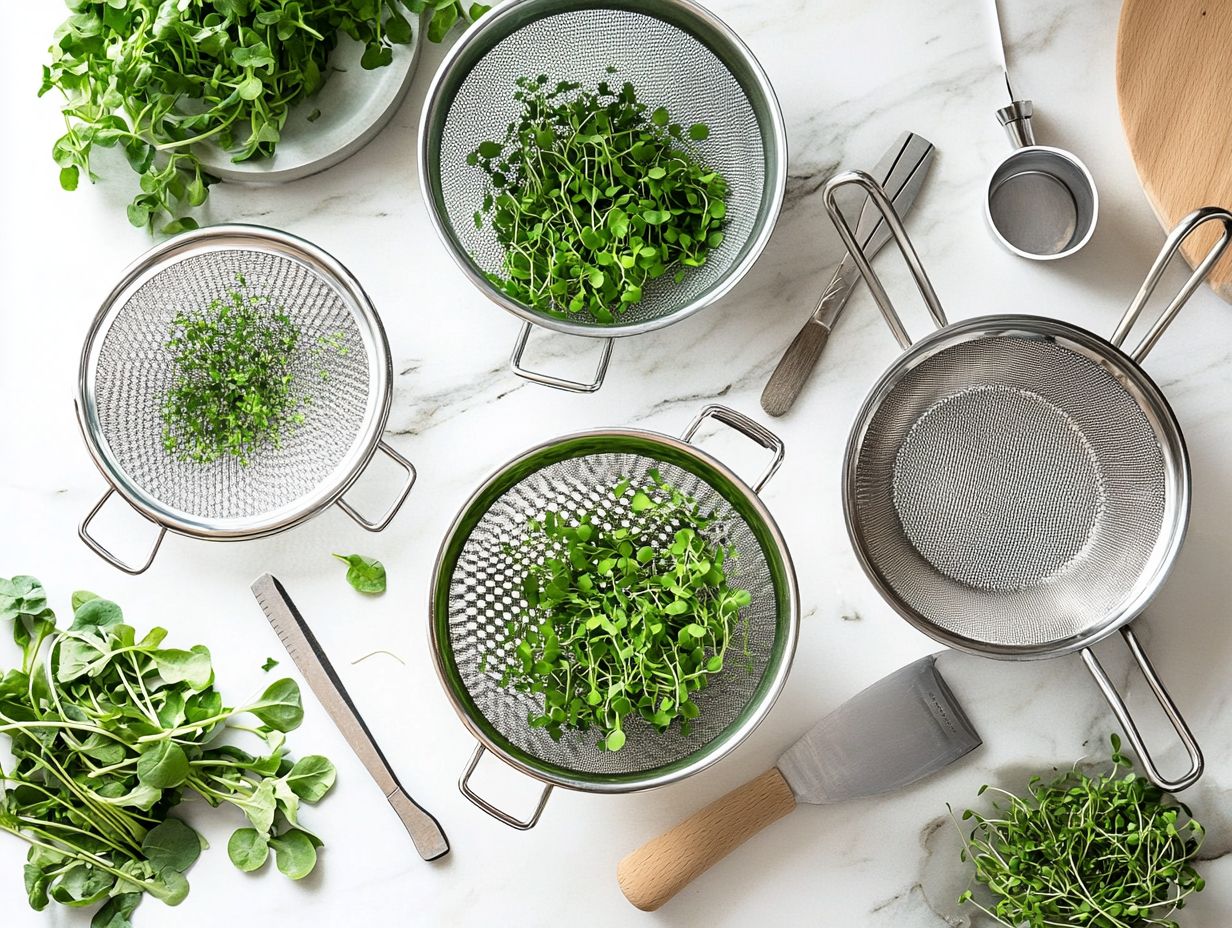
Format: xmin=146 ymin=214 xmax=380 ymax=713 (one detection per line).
xmin=985 ymin=99 xmax=1098 ymax=260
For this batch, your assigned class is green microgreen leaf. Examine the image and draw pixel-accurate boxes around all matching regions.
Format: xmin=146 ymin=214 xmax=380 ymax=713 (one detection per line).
xmin=284 ymin=755 xmax=337 ymax=803
xmin=227 ymin=828 xmax=270 ymax=873
xmin=269 ymin=829 xmax=318 ymax=880
xmin=141 ymin=818 xmax=204 ymax=873
xmin=137 ymin=740 xmax=190 ymax=789
xmin=70 ymin=590 xmax=99 ymax=612
xmin=333 ymin=554 xmax=387 ymax=595
xmin=247 ymin=678 xmax=304 ymax=732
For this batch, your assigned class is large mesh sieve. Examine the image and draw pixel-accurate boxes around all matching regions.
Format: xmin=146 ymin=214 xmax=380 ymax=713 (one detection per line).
xmin=432 ymin=430 xmax=795 ymax=792
xmin=825 ymin=173 xmax=1223 ymax=792
xmin=419 ymin=0 xmax=786 ymax=337
xmin=847 ymin=321 xmax=1186 ymax=655
xmin=78 ymin=226 xmax=390 ymax=537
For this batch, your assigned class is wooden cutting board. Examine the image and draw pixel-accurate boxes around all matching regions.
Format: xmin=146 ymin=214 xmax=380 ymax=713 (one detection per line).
xmin=1116 ymin=0 xmax=1232 ymax=302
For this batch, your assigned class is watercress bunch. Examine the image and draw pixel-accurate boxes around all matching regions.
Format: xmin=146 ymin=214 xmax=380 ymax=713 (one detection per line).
xmin=0 ymin=576 xmax=336 ymax=927
xmin=41 ymin=0 xmax=488 ymax=233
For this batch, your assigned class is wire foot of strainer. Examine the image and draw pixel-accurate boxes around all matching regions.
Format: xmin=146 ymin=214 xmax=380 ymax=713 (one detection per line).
xmin=823 ymin=169 xmax=1232 ymax=791
xmin=432 ymin=404 xmax=797 ymax=828
xmin=76 ymin=224 xmax=414 ymax=574
xmin=419 ymin=0 xmax=787 ymax=393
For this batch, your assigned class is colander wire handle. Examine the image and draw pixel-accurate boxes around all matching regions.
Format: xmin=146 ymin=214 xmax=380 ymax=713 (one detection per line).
xmin=1081 ymin=627 xmax=1204 ymax=792
xmin=681 ymin=404 xmax=784 ymax=493
xmin=458 ymin=743 xmax=553 ymax=830
xmin=79 ymin=487 xmax=168 ymax=575
xmin=1111 ymin=206 xmax=1232 ymax=362
xmin=510 ymin=323 xmax=614 ymax=394
xmin=335 ymin=441 xmax=417 ymax=532
xmin=822 ymin=170 xmax=947 ymax=348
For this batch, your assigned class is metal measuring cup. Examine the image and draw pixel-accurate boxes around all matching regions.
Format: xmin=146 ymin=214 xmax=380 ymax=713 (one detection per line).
xmin=984 ymin=0 xmax=1098 ymax=260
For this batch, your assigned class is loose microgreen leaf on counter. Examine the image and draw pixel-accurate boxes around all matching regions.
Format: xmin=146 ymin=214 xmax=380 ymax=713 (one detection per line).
xmin=262 ymin=657 xmax=280 ymax=672
xmin=0 ymin=576 xmax=336 ymax=926
xmin=41 ymin=0 xmax=488 ymax=233
xmin=493 ymin=472 xmax=751 ymax=751
xmin=469 ymin=72 xmax=729 ymax=322
xmin=955 ymin=735 xmax=1205 ymax=928
xmin=334 ymin=554 xmax=387 ymax=594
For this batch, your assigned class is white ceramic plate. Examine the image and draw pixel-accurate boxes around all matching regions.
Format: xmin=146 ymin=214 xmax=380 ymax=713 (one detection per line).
xmin=197 ymin=28 xmax=422 ymax=184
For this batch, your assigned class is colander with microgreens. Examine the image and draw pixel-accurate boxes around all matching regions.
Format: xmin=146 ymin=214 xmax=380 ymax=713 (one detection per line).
xmin=429 ymin=405 xmax=798 ymax=829
xmin=418 ymin=0 xmax=787 ymax=394
xmin=76 ymin=225 xmax=416 ymax=574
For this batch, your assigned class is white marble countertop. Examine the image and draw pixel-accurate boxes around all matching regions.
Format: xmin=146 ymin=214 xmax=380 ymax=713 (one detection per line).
xmin=2 ymin=0 xmax=1231 ymax=925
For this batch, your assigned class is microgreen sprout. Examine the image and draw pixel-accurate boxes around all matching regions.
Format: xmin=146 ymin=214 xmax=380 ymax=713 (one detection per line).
xmin=162 ymin=275 xmax=304 ymax=466
xmin=469 ymin=73 xmax=730 ymax=322
xmin=494 ymin=471 xmax=751 ymax=751
xmin=955 ymin=735 xmax=1205 ymax=928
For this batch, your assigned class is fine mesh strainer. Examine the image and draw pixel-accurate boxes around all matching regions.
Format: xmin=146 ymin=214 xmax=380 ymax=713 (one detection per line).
xmin=76 ymin=225 xmax=416 ymax=574
xmin=429 ymin=405 xmax=798 ymax=828
xmin=419 ymin=0 xmax=787 ymax=393
xmin=824 ymin=170 xmax=1232 ymax=791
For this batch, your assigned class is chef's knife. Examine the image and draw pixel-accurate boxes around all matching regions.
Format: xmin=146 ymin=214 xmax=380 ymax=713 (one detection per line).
xmin=761 ymin=132 xmax=935 ymax=417
xmin=251 ymin=573 xmax=449 ymax=861
xmin=616 ymin=655 xmax=979 ymax=911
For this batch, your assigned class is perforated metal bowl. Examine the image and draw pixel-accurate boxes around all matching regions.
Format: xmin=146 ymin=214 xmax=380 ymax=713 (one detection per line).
xmin=824 ymin=170 xmax=1232 ymax=791
xmin=419 ymin=0 xmax=787 ymax=393
xmin=76 ymin=225 xmax=416 ymax=574
xmin=429 ymin=406 xmax=797 ymax=828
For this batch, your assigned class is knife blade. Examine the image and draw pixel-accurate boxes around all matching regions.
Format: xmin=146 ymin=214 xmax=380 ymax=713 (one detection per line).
xmin=616 ymin=655 xmax=979 ymax=911
xmin=251 ymin=573 xmax=449 ymax=861
xmin=761 ymin=132 xmax=935 ymax=417
xmin=775 ymin=654 xmax=979 ymax=803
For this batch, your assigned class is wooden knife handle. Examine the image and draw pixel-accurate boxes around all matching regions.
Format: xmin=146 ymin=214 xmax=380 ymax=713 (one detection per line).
xmin=617 ymin=768 xmax=797 ymax=911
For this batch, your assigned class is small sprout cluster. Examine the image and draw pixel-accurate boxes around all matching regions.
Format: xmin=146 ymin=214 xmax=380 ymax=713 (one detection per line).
xmin=469 ymin=71 xmax=730 ymax=322
xmin=162 ymin=275 xmax=305 ymax=466
xmin=493 ymin=471 xmax=752 ymax=752
xmin=0 ymin=576 xmax=335 ymax=927
xmin=956 ymin=735 xmax=1205 ymax=928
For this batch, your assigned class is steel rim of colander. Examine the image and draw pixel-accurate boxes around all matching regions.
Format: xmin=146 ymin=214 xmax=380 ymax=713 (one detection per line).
xmin=842 ymin=313 xmax=1191 ymax=660
xmin=428 ymin=427 xmax=799 ymax=793
xmin=76 ymin=224 xmax=393 ymax=540
xmin=417 ymin=0 xmax=788 ymax=340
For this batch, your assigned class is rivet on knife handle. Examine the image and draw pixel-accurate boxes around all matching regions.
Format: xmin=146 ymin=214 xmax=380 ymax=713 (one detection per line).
xmin=761 ymin=132 xmax=935 ymax=417
xmin=250 ymin=573 xmax=449 ymax=861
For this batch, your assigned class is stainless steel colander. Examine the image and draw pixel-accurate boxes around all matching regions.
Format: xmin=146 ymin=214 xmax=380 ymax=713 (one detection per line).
xmin=76 ymin=225 xmax=416 ymax=574
xmin=824 ymin=170 xmax=1232 ymax=791
xmin=419 ymin=0 xmax=787 ymax=393
xmin=429 ymin=405 xmax=797 ymax=828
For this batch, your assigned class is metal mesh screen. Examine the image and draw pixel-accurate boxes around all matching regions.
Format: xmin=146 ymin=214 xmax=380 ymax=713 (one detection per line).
xmin=445 ymin=451 xmax=778 ymax=777
xmin=89 ymin=248 xmax=374 ymax=525
xmin=851 ymin=336 xmax=1168 ymax=648
xmin=430 ymin=5 xmax=768 ymax=329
